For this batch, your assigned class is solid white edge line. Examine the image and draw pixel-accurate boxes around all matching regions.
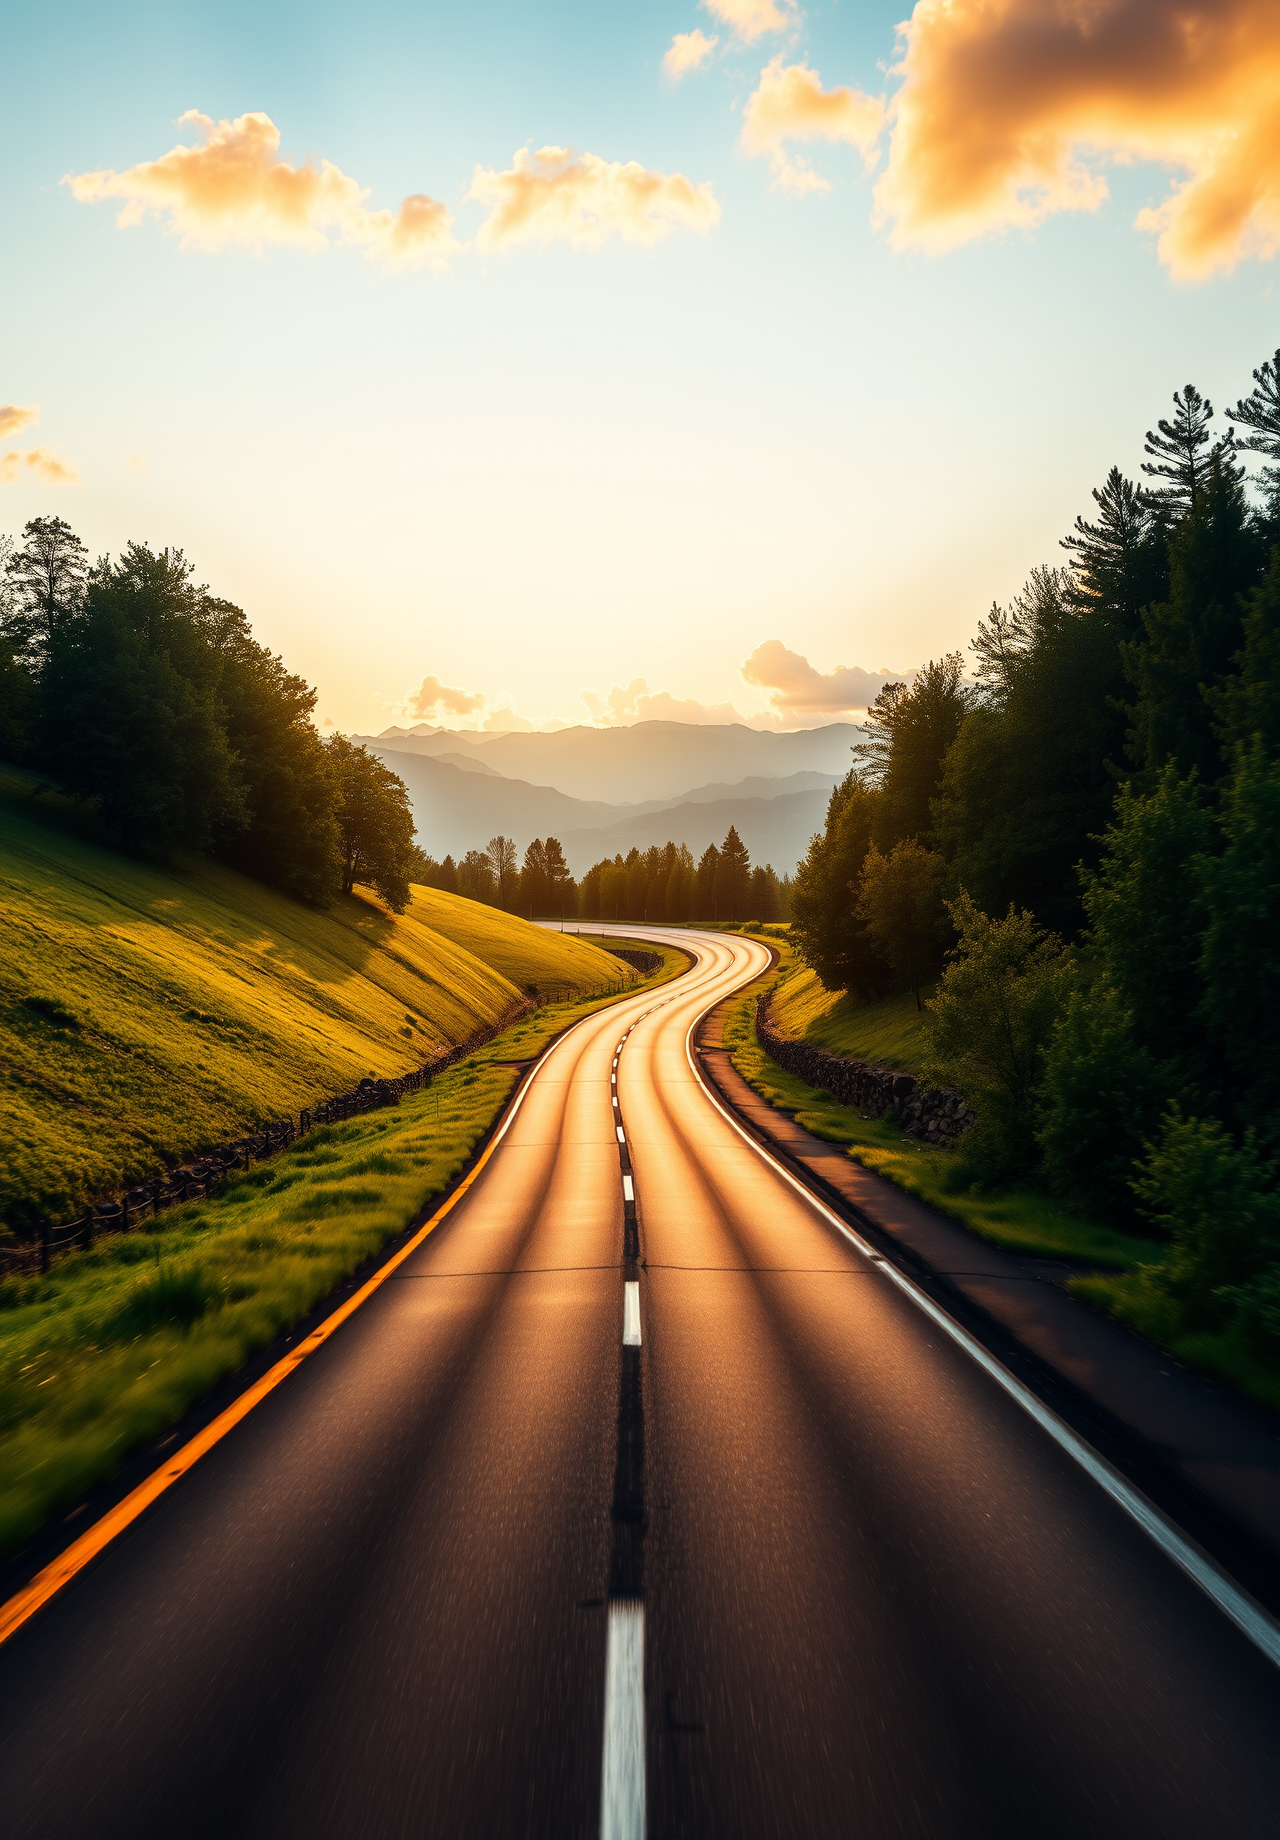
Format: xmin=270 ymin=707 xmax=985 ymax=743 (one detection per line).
xmin=676 ymin=950 xmax=1280 ymax=1674
xmin=600 ymin=1599 xmax=645 ymax=1840
xmin=623 ymin=1280 xmax=641 ymax=1345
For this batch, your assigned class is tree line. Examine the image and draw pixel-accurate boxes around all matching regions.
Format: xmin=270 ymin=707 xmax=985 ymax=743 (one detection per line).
xmin=791 ymin=354 xmax=1280 ymax=1358
xmin=417 ymin=828 xmax=792 ymax=923
xmin=0 ymin=525 xmax=420 ymax=909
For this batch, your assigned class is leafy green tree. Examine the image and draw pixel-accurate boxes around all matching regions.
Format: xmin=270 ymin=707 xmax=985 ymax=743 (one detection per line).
xmin=854 ymin=839 xmax=946 ymax=1008
xmin=789 ymin=773 xmax=891 ymax=996
xmin=326 ymin=734 xmax=417 ymax=910
xmin=854 ymin=654 xmax=972 ymax=846
xmin=1038 ymin=989 xmax=1166 ymax=1220
xmin=39 ymin=544 xmax=243 ymax=853
xmin=1196 ymin=744 xmax=1280 ymax=1149
xmin=459 ymin=848 xmax=496 ymax=903
xmin=922 ymin=893 xmax=1075 ymax=1183
xmin=1131 ymin=1113 xmax=1280 ymax=1327
xmin=1123 ymin=464 xmax=1262 ymax=781
xmin=1 ymin=516 xmax=88 ymax=668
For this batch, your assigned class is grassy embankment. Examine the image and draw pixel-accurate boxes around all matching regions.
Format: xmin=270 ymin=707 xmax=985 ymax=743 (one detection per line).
xmin=0 ymin=764 xmax=629 ymax=1234
xmin=0 ymin=812 xmax=690 ymax=1553
xmin=726 ymin=954 xmax=1159 ymax=1269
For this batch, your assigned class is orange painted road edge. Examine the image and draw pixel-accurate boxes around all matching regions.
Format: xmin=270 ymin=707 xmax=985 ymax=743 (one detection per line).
xmin=0 ymin=1103 xmax=514 ymax=1651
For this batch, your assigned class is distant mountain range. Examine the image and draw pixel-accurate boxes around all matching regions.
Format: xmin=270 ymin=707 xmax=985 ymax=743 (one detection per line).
xmin=366 ymin=718 xmax=860 ymax=804
xmin=357 ymin=719 xmax=860 ymax=874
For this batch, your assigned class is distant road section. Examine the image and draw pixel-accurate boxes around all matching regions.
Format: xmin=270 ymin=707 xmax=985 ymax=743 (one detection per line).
xmin=0 ymin=931 xmax=1274 ymax=1838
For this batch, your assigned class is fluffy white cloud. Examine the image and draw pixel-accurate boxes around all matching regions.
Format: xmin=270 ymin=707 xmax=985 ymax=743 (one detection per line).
xmin=403 ymin=674 xmax=488 ymax=720
xmin=874 ymin=0 xmax=1280 ymax=278
xmin=470 ymin=145 xmax=721 ymax=250
xmin=65 ymin=111 xmax=458 ymax=270
xmin=742 ymin=58 xmax=886 ymax=194
xmin=663 ymin=29 xmax=719 ymax=79
xmin=741 ymin=641 xmax=908 ymax=713
xmin=580 ymin=678 xmax=749 ymax=726
xmin=702 ymin=0 xmax=793 ymax=43
xmin=0 ymin=405 xmax=39 ymax=441
xmin=0 ymin=448 xmax=78 ymax=486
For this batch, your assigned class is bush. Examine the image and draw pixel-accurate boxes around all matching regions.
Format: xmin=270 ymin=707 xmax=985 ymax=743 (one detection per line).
xmin=1037 ymin=987 xmax=1166 ymax=1221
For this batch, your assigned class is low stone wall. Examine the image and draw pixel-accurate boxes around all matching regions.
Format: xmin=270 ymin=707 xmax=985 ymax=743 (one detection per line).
xmin=754 ymin=994 xmax=975 ymax=1147
xmin=607 ymin=947 xmax=663 ymax=976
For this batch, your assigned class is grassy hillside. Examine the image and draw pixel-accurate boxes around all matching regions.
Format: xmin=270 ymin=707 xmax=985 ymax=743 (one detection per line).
xmin=0 ymin=768 xmax=624 ymax=1233
xmin=770 ymin=965 xmax=930 ymax=1073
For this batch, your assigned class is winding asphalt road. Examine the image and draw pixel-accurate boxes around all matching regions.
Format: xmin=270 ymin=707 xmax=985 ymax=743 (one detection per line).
xmin=0 ymin=928 xmax=1275 ymax=1839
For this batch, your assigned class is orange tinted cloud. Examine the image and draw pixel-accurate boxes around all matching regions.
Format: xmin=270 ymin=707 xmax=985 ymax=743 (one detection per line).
xmin=875 ymin=0 xmax=1280 ymax=277
xmin=0 ymin=405 xmax=39 ymax=441
xmin=0 ymin=448 xmax=78 ymax=486
xmin=65 ymin=111 xmax=457 ymax=270
xmin=703 ymin=0 xmax=792 ymax=42
xmin=742 ymin=58 xmax=886 ymax=194
xmin=741 ymin=641 xmax=908 ymax=712
xmin=663 ymin=30 xmax=719 ymax=79
xmin=470 ymin=146 xmax=720 ymax=250
xmin=405 ymin=675 xmax=487 ymax=719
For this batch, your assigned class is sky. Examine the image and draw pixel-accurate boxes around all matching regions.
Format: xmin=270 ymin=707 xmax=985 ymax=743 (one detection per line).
xmin=2 ymin=0 xmax=1277 ymax=734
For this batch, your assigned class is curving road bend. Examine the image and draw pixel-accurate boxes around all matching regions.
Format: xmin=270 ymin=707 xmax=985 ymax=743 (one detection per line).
xmin=0 ymin=928 xmax=1275 ymax=1839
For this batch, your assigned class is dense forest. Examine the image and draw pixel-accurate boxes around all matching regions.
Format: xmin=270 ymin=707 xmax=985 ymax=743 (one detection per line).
xmin=791 ymin=355 xmax=1280 ymax=1361
xmin=0 ymin=527 xmax=420 ymax=909
xmin=416 ymin=828 xmax=791 ymax=923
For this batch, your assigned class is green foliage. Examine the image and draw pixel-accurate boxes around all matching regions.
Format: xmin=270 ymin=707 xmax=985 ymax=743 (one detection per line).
xmin=1196 ymin=744 xmax=1280 ymax=1147
xmin=854 ymin=838 xmax=946 ymax=1007
xmin=922 ymin=893 xmax=1075 ymax=1183
xmin=855 ymin=654 xmax=971 ymax=847
xmin=789 ymin=773 xmax=891 ymax=997
xmin=1212 ymin=550 xmax=1280 ymax=758
xmin=325 ymin=733 xmax=417 ymax=911
xmin=1037 ymin=989 xmax=1166 ymax=1221
xmin=1131 ymin=1111 xmax=1280 ymax=1327
xmin=0 ymin=638 xmax=32 ymax=763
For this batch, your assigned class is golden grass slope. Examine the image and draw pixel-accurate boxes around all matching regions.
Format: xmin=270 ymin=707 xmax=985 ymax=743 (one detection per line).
xmin=769 ymin=963 xmax=930 ymax=1073
xmin=0 ymin=769 xmax=624 ymax=1231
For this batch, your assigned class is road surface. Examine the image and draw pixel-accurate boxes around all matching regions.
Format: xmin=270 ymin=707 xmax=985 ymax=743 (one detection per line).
xmin=0 ymin=927 xmax=1274 ymax=1839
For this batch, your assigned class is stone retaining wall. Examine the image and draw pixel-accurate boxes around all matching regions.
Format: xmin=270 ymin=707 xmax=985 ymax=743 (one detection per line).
xmin=754 ymin=993 xmax=975 ymax=1146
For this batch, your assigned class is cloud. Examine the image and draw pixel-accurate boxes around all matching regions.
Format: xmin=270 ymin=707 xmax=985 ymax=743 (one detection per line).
xmin=0 ymin=448 xmax=79 ymax=486
xmin=741 ymin=641 xmax=908 ymax=713
xmin=404 ymin=674 xmax=488 ymax=720
xmin=874 ymin=0 xmax=1280 ymax=278
xmin=742 ymin=58 xmax=887 ymax=194
xmin=470 ymin=146 xmax=721 ymax=250
xmin=0 ymin=405 xmax=39 ymax=441
xmin=580 ymin=678 xmax=750 ymax=726
xmin=664 ymin=29 xmax=719 ymax=79
xmin=65 ymin=110 xmax=458 ymax=270
xmin=703 ymin=0 xmax=793 ymax=43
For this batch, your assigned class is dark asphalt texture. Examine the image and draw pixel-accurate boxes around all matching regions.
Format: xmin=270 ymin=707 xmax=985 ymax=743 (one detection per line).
xmin=0 ymin=931 xmax=1274 ymax=1839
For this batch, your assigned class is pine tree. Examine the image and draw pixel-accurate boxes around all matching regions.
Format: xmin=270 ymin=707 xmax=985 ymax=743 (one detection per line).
xmin=695 ymin=844 xmax=719 ymax=920
xmin=1060 ymin=467 xmax=1167 ymax=635
xmin=1141 ymin=383 xmax=1239 ymax=514
xmin=854 ymin=653 xmax=973 ymax=845
xmin=1 ymin=516 xmax=88 ymax=667
xmin=1226 ymin=347 xmax=1280 ymax=525
xmin=438 ymin=854 xmax=460 ymax=895
xmin=718 ymin=825 xmax=750 ymax=921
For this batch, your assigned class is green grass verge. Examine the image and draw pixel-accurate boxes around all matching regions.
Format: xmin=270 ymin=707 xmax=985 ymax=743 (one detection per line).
xmin=769 ymin=964 xmax=931 ymax=1074
xmin=0 ymin=957 xmax=684 ymax=1559
xmin=0 ymin=765 xmax=624 ymax=1233
xmin=1068 ymin=1272 xmax=1280 ymax=1415
xmin=722 ymin=983 xmax=1159 ymax=1269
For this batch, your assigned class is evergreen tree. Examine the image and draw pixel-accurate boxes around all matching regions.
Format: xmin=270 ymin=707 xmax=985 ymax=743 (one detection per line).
xmin=1212 ymin=550 xmax=1280 ymax=759
xmin=1123 ymin=464 xmax=1262 ymax=780
xmin=717 ymin=824 xmax=750 ymax=920
xmin=1060 ymin=468 xmax=1167 ymax=635
xmin=1226 ymin=346 xmax=1280 ymax=526
xmin=521 ymin=837 xmax=550 ymax=914
xmin=789 ymin=774 xmax=891 ymax=995
xmin=855 ymin=654 xmax=972 ymax=846
xmin=1 ymin=516 xmax=89 ymax=667
xmin=695 ymin=843 xmax=719 ymax=920
xmin=854 ymin=839 xmax=946 ymax=1008
xmin=1141 ymin=383 xmax=1239 ymax=514
xmin=0 ymin=636 xmax=32 ymax=762
xmin=459 ymin=849 xmax=496 ymax=903
xmin=438 ymin=854 xmax=460 ymax=895
xmin=326 ymin=735 xmax=417 ymax=910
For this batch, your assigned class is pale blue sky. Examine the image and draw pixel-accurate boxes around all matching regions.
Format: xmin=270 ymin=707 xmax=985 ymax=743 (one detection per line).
xmin=2 ymin=0 xmax=1274 ymax=732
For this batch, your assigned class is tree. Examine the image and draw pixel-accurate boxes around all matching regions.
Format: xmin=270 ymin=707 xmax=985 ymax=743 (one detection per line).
xmin=854 ymin=653 xmax=973 ymax=847
xmin=1141 ymin=383 xmax=1238 ymax=514
xmin=486 ymin=834 xmax=518 ymax=908
xmin=695 ymin=843 xmax=719 ymax=921
xmin=0 ymin=633 xmax=32 ymax=762
xmin=717 ymin=825 xmax=750 ymax=920
xmin=1226 ymin=346 xmax=1280 ymax=525
xmin=1123 ymin=464 xmax=1261 ymax=781
xmin=38 ymin=544 xmax=243 ymax=853
xmin=1037 ymin=988 xmax=1166 ymax=1221
xmin=437 ymin=853 xmax=460 ymax=894
xmin=1 ymin=516 xmax=88 ymax=668
xmin=459 ymin=849 xmax=496 ymax=903
xmin=1212 ymin=551 xmax=1280 ymax=761
xmin=922 ymin=893 xmax=1076 ymax=1183
xmin=788 ymin=773 xmax=891 ymax=996
xmin=854 ymin=840 xmax=946 ymax=1008
xmin=326 ymin=734 xmax=417 ymax=910
xmin=1060 ymin=467 xmax=1167 ymax=636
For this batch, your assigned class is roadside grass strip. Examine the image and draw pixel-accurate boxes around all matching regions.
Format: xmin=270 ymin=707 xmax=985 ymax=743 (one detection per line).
xmin=0 ymin=970 xmax=680 ymax=1561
